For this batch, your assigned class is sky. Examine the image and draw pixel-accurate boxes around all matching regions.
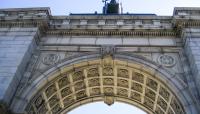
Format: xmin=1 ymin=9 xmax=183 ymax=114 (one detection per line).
xmin=1 ymin=0 xmax=200 ymax=16
xmin=68 ymin=102 xmax=147 ymax=114
xmin=1 ymin=0 xmax=200 ymax=114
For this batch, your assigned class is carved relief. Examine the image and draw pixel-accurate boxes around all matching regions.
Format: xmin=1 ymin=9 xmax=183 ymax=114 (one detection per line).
xmin=74 ymin=81 xmax=86 ymax=91
xmin=103 ymin=78 xmax=114 ymax=85
xmin=34 ymin=95 xmax=44 ymax=109
xmin=102 ymin=56 xmax=113 ymax=67
xmin=37 ymin=104 xmax=48 ymax=114
xmin=132 ymin=72 xmax=144 ymax=83
xmin=117 ymin=69 xmax=129 ymax=78
xmin=27 ymin=61 xmax=186 ymax=114
xmin=101 ymin=46 xmax=115 ymax=57
xmin=117 ymin=88 xmax=128 ymax=97
xmin=88 ymin=78 xmax=100 ymax=87
xmin=72 ymin=71 xmax=84 ymax=82
xmin=76 ymin=90 xmax=87 ymax=100
xmin=131 ymin=82 xmax=143 ymax=93
xmin=158 ymin=54 xmax=176 ymax=67
xmin=159 ymin=86 xmax=170 ymax=101
xmin=61 ymin=87 xmax=72 ymax=98
xmin=45 ymin=84 xmax=57 ymax=98
xmin=167 ymin=108 xmax=175 ymax=114
xmin=157 ymin=97 xmax=167 ymax=111
xmin=65 ymin=52 xmax=79 ymax=58
xmin=103 ymin=67 xmax=114 ymax=76
xmin=155 ymin=106 xmax=165 ymax=114
xmin=144 ymin=97 xmax=154 ymax=110
xmin=131 ymin=91 xmax=142 ymax=102
xmin=145 ymin=88 xmax=156 ymax=101
xmin=63 ymin=96 xmax=74 ymax=107
xmin=170 ymin=98 xmax=184 ymax=114
xmin=104 ymin=96 xmax=114 ymax=106
xmin=117 ymin=79 xmax=128 ymax=88
xmin=42 ymin=54 xmax=60 ymax=65
xmin=27 ymin=107 xmax=35 ymax=114
xmin=90 ymin=88 xmax=101 ymax=96
xmin=146 ymin=78 xmax=158 ymax=91
xmin=48 ymin=94 xmax=59 ymax=107
xmin=87 ymin=68 xmax=99 ymax=77
xmin=58 ymin=75 xmax=69 ymax=89
xmin=104 ymin=87 xmax=114 ymax=95
xmin=51 ymin=104 xmax=62 ymax=114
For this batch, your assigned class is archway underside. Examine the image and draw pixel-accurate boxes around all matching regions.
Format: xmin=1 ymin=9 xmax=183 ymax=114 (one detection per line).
xmin=26 ymin=57 xmax=185 ymax=114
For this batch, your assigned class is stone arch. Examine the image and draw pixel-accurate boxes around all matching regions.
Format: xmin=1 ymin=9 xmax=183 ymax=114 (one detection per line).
xmin=12 ymin=54 xmax=198 ymax=114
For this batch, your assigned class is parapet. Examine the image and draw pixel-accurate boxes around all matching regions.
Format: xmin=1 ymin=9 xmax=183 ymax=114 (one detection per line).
xmin=0 ymin=7 xmax=51 ymax=20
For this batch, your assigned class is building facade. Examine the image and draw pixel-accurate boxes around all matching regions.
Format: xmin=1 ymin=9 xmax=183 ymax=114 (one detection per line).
xmin=0 ymin=6 xmax=200 ymax=114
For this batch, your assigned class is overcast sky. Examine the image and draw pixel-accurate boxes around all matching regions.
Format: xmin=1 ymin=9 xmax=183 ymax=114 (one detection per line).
xmin=1 ymin=0 xmax=200 ymax=15
xmin=1 ymin=0 xmax=200 ymax=114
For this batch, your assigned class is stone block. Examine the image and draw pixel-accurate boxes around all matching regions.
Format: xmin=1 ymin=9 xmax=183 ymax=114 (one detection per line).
xmin=70 ymin=38 xmax=96 ymax=45
xmin=0 ymin=28 xmax=9 ymax=31
xmin=135 ymin=20 xmax=142 ymax=25
xmin=153 ymin=20 xmax=161 ymax=26
xmin=149 ymin=38 xmax=175 ymax=46
xmin=14 ymin=36 xmax=33 ymax=41
xmin=123 ymin=38 xmax=148 ymax=45
xmin=98 ymin=20 xmax=105 ymax=25
xmin=0 ymin=77 xmax=13 ymax=88
xmin=116 ymin=20 xmax=124 ymax=25
xmin=0 ymin=36 xmax=15 ymax=41
xmin=0 ymin=32 xmax=7 ymax=36
xmin=59 ymin=37 xmax=71 ymax=44
xmin=0 ymin=87 xmax=6 ymax=99
xmin=96 ymin=38 xmax=122 ymax=45
xmin=0 ymin=40 xmax=25 ymax=45
xmin=0 ymin=27 xmax=37 ymax=104
xmin=9 ymin=28 xmax=21 ymax=31
xmin=44 ymin=37 xmax=58 ymax=44
xmin=0 ymin=67 xmax=17 ymax=73
xmin=80 ymin=20 xmax=87 ymax=25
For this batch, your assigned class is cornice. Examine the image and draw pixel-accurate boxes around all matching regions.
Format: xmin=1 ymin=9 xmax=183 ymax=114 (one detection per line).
xmin=0 ymin=21 xmax=47 ymax=27
xmin=46 ymin=29 xmax=177 ymax=36
xmin=174 ymin=19 xmax=200 ymax=28
xmin=0 ymin=7 xmax=200 ymax=37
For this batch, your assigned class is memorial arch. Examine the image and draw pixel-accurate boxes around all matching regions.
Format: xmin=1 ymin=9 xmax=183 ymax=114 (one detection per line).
xmin=13 ymin=53 xmax=197 ymax=114
xmin=1 ymin=6 xmax=200 ymax=114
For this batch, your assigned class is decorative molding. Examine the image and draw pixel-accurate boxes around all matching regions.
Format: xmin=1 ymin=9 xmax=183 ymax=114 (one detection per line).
xmin=25 ymin=59 xmax=185 ymax=114
xmin=101 ymin=45 xmax=116 ymax=57
xmin=157 ymin=54 xmax=176 ymax=67
xmin=42 ymin=54 xmax=60 ymax=65
xmin=0 ymin=21 xmax=48 ymax=28
xmin=104 ymin=96 xmax=114 ymax=106
xmin=46 ymin=30 xmax=177 ymax=37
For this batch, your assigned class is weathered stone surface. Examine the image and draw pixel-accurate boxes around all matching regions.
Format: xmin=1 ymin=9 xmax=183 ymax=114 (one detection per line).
xmin=184 ymin=29 xmax=200 ymax=101
xmin=0 ymin=7 xmax=200 ymax=114
xmin=0 ymin=27 xmax=38 ymax=104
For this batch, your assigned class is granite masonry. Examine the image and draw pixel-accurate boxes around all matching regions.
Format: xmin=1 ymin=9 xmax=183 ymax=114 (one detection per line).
xmin=0 ymin=7 xmax=200 ymax=114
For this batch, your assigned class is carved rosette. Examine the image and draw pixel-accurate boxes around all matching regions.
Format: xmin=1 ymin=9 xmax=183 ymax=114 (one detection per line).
xmin=157 ymin=54 xmax=176 ymax=67
xmin=42 ymin=54 xmax=60 ymax=65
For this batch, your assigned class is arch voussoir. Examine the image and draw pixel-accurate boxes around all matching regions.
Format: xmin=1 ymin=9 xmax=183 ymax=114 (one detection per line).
xmin=12 ymin=54 xmax=198 ymax=114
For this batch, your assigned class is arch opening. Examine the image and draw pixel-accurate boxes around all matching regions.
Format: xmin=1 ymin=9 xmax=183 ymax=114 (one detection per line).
xmin=68 ymin=101 xmax=147 ymax=114
xmin=23 ymin=56 xmax=186 ymax=114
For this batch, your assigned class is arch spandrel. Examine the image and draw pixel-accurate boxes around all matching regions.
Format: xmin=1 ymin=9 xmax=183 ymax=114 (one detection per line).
xmin=23 ymin=55 xmax=189 ymax=114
